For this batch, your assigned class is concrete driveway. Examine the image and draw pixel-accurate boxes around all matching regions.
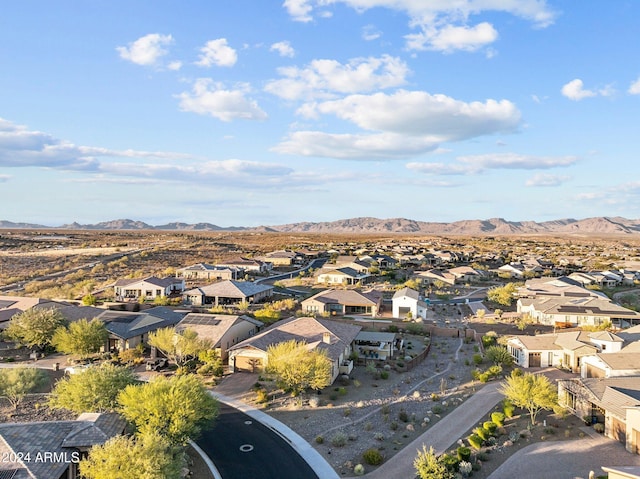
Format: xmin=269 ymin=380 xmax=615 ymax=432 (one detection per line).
xmin=487 ymin=429 xmax=640 ymax=479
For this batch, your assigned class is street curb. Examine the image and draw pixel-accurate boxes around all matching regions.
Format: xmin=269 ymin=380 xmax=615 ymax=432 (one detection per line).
xmin=211 ymin=391 xmax=340 ymax=479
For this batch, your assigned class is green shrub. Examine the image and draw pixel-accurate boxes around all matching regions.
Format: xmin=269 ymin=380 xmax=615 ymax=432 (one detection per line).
xmin=380 ymin=370 xmax=389 ymax=379
xmin=483 ymin=421 xmax=498 ymax=435
xmin=491 ymin=411 xmax=506 ymax=426
xmin=468 ymin=433 xmax=483 ymax=450
xmin=315 ymin=435 xmax=324 ymax=444
xmin=353 ymin=464 xmax=365 ymax=476
xmin=255 ymin=389 xmax=269 ymax=404
xmin=474 ymin=427 xmax=490 ymax=441
xmin=456 ymin=446 xmax=471 ymax=462
xmin=439 ymin=453 xmax=459 ymax=473
xmin=503 ymin=399 xmax=515 ymax=418
xmin=362 ymin=448 xmax=383 ymax=466
xmin=473 ymin=353 xmax=483 ymax=365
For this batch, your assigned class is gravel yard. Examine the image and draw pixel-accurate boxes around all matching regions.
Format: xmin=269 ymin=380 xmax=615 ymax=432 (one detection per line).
xmin=242 ymin=334 xmax=480 ymax=476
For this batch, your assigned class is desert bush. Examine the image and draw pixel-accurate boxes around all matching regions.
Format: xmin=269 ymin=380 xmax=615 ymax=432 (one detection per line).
xmin=456 ymin=446 xmax=471 ymax=462
xmin=354 ymin=464 xmax=365 ymax=476
xmin=315 ymin=435 xmax=324 ymax=444
xmin=491 ymin=411 xmax=505 ymax=426
xmin=474 ymin=427 xmax=490 ymax=441
xmin=503 ymin=399 xmax=515 ymax=418
xmin=468 ymin=434 xmax=483 ymax=450
xmin=472 ymin=354 xmax=483 ymax=365
xmin=398 ymin=409 xmax=409 ymax=423
xmin=331 ymin=432 xmax=347 ymax=447
xmin=483 ymin=421 xmax=498 ymax=435
xmin=362 ymin=448 xmax=384 ymax=466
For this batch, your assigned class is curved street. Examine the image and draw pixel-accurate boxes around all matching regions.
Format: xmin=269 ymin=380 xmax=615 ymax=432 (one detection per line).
xmin=196 ymin=402 xmax=321 ymax=479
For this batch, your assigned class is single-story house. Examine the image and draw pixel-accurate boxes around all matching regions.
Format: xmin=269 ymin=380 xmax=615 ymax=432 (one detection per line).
xmin=581 ymin=352 xmax=640 ymax=379
xmin=448 ymin=266 xmax=486 ymax=283
xmin=506 ymin=331 xmax=616 ymax=372
xmin=558 ymin=377 xmax=640 ymax=453
xmin=392 ymin=287 xmax=428 ymax=320
xmin=112 ymin=276 xmax=185 ymax=301
xmin=182 ymin=280 xmax=273 ymax=307
xmin=228 ymin=316 xmax=362 ymax=381
xmin=325 ymin=256 xmax=370 ymax=274
xmin=517 ymin=295 xmax=640 ymax=329
xmin=0 ymin=295 xmax=69 ymax=329
xmin=216 ymin=257 xmax=271 ymax=274
xmin=301 ymin=289 xmax=383 ymax=317
xmin=176 ymin=313 xmax=263 ymax=361
xmin=569 ymin=271 xmax=623 ymax=288
xmin=97 ymin=306 xmax=185 ymax=352
xmin=257 ymin=250 xmax=300 ymax=266
xmin=497 ymin=263 xmax=525 ymax=279
xmin=516 ymin=276 xmax=606 ymax=300
xmin=0 ymin=412 xmax=126 ymax=479
xmin=316 ymin=267 xmax=372 ymax=285
xmin=175 ymin=263 xmax=241 ymax=281
xmin=415 ymin=269 xmax=456 ymax=286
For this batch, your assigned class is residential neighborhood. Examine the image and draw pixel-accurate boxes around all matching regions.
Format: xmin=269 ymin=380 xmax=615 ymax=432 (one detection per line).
xmin=2 ymin=229 xmax=640 ymax=478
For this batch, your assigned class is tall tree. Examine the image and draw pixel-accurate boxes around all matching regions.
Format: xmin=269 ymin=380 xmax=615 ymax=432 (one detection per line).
xmin=148 ymin=327 xmax=212 ymax=367
xmin=118 ymin=374 xmax=218 ymax=446
xmin=49 ymin=363 xmax=138 ymax=413
xmin=487 ymin=282 xmax=522 ymax=306
xmin=0 ymin=367 xmax=47 ymax=409
xmin=51 ymin=318 xmax=108 ymax=359
xmin=266 ymin=340 xmax=332 ymax=395
xmin=4 ymin=307 xmax=66 ymax=349
xmin=499 ymin=369 xmax=557 ymax=425
xmin=80 ymin=433 xmax=183 ymax=479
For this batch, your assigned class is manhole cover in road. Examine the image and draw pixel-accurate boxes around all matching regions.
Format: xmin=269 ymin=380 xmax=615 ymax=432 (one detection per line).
xmin=244 ymin=420 xmax=252 ymax=425
xmin=239 ymin=444 xmax=254 ymax=452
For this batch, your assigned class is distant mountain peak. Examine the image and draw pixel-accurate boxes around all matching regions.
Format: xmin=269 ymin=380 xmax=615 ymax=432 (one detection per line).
xmin=1 ymin=216 xmax=640 ymax=234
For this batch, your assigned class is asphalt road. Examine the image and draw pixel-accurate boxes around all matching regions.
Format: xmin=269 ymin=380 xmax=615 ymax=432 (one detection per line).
xmin=196 ymin=403 xmax=320 ymax=479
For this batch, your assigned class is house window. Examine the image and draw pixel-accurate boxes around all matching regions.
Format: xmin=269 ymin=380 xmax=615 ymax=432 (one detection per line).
xmin=564 ymin=390 xmax=577 ymax=410
xmin=156 ymin=289 xmax=162 ymax=296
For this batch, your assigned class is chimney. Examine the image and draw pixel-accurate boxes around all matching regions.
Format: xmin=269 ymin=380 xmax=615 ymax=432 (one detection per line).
xmin=323 ymin=332 xmax=331 ymax=344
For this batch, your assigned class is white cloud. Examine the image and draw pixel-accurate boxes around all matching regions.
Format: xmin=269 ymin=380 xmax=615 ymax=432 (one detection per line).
xmin=270 ymin=41 xmax=295 ymax=58
xmin=362 ymin=24 xmax=381 ymax=41
xmin=406 ymin=22 xmax=498 ymax=53
xmin=195 ymin=39 xmax=237 ymax=67
xmin=275 ymin=90 xmax=521 ymax=159
xmin=176 ymin=78 xmax=267 ymax=121
xmin=283 ymin=1 xmax=557 ymax=51
xmin=0 ymin=118 xmax=193 ymax=171
xmin=561 ymin=79 xmax=596 ymax=101
xmin=116 ymin=33 xmax=173 ymax=66
xmin=167 ymin=61 xmax=183 ymax=71
xmin=304 ymin=90 xmax=521 ymax=138
xmin=525 ymin=173 xmax=571 ymax=187
xmin=0 ymin=118 xmax=298 ymax=189
xmin=629 ymin=78 xmax=640 ymax=95
xmin=265 ymin=55 xmax=409 ymax=100
xmin=407 ymin=153 xmax=578 ymax=175
xmin=272 ymin=131 xmax=441 ymax=159
xmin=283 ymin=0 xmax=314 ymax=22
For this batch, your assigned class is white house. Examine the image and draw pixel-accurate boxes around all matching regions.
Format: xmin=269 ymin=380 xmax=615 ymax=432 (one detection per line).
xmin=392 ymin=287 xmax=428 ymax=320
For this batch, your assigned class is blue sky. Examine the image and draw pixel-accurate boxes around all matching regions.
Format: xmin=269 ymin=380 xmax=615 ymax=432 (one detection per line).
xmin=1 ymin=1 xmax=639 ymax=227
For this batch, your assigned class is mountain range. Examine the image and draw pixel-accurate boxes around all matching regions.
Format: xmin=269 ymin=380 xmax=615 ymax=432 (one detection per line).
xmin=2 ymin=216 xmax=640 ymax=235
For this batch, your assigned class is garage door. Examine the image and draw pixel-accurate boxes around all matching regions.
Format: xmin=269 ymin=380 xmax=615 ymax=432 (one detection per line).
xmin=613 ymin=417 xmax=626 ymax=444
xmin=585 ymin=364 xmax=605 ymax=378
xmin=528 ymin=352 xmax=541 ymax=367
xmin=234 ymin=355 xmax=264 ymax=373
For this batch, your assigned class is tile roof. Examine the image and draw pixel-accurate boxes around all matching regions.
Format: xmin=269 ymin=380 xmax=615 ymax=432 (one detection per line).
xmin=229 ymin=316 xmax=362 ymax=363
xmin=303 ymin=289 xmax=382 ymax=306
xmin=177 ymin=313 xmax=262 ymax=347
xmin=0 ymin=413 xmax=125 ymax=479
xmin=392 ymin=287 xmax=419 ymax=300
xmin=98 ymin=307 xmax=184 ymax=339
xmin=183 ymin=280 xmax=272 ymax=298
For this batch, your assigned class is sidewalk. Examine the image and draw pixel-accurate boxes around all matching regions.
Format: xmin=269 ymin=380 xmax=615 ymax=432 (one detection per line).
xmin=361 ymin=381 xmax=503 ymax=479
